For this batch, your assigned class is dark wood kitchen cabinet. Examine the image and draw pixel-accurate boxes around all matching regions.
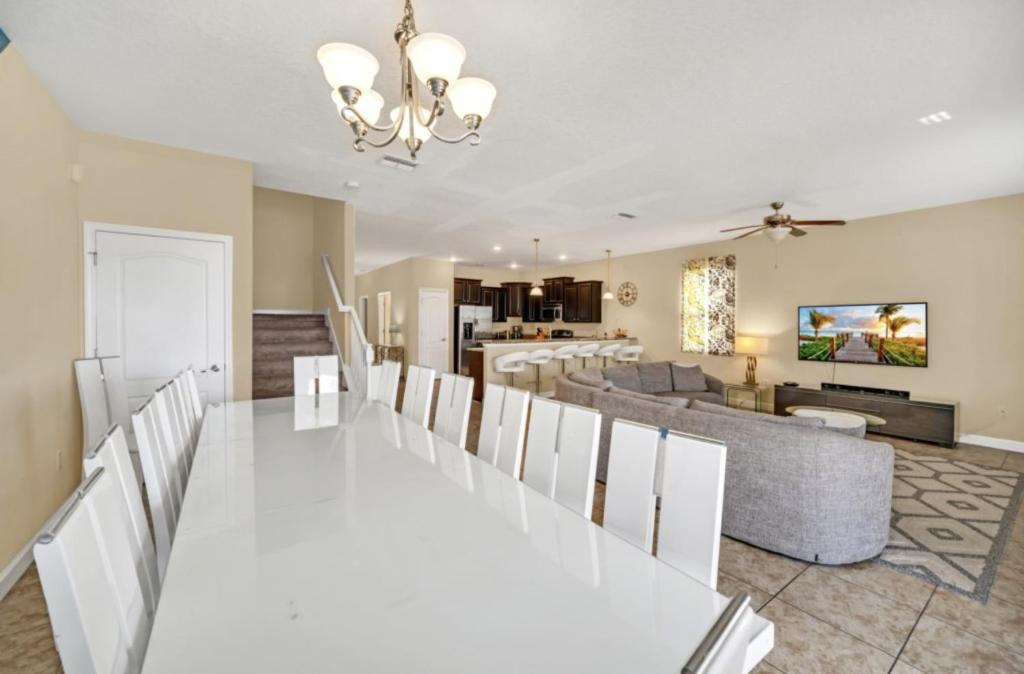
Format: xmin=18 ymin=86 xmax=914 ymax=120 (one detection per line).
xmin=453 ymin=278 xmax=482 ymax=305
xmin=562 ymin=283 xmax=578 ymax=322
xmin=482 ymin=286 xmax=507 ymax=322
xmin=501 ymin=282 xmax=531 ymax=317
xmin=569 ymin=280 xmax=603 ymax=323
xmin=542 ymin=276 xmax=574 ymax=303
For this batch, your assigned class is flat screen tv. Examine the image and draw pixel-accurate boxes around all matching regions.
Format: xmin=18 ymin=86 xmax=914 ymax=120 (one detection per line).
xmin=798 ymin=303 xmax=927 ymax=367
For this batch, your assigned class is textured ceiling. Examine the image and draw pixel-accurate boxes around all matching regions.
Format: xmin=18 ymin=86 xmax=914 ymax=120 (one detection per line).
xmin=4 ymin=0 xmax=1023 ymax=272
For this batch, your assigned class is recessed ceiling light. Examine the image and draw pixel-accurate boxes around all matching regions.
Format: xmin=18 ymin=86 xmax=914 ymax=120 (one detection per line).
xmin=614 ymin=212 xmax=637 ymax=220
xmin=919 ymin=111 xmax=952 ymax=125
xmin=492 ymin=245 xmax=502 ymax=252
xmin=558 ymin=254 xmax=568 ymax=261
xmin=343 ymin=180 xmax=360 ymax=190
xmin=449 ymin=256 xmax=457 ymax=263
xmin=509 ymin=262 xmax=519 ymax=269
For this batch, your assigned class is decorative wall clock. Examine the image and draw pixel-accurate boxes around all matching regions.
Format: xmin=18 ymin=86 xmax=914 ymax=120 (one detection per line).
xmin=617 ymin=281 xmax=638 ymax=306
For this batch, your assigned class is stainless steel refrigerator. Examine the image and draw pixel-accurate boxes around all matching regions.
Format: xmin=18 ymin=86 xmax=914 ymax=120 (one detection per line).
xmin=455 ymin=304 xmax=493 ymax=374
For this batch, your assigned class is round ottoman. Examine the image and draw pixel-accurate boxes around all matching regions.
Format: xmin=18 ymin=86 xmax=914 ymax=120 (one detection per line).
xmin=791 ymin=408 xmax=867 ymax=438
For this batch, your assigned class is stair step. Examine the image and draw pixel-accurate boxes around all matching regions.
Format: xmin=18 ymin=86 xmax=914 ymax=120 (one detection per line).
xmin=253 ymin=313 xmax=326 ymax=326
xmin=253 ymin=341 xmax=335 ymax=358
xmin=254 ymin=326 xmax=329 ymax=344
xmin=252 ymin=375 xmax=295 ymax=400
xmin=253 ymin=357 xmax=295 ymax=377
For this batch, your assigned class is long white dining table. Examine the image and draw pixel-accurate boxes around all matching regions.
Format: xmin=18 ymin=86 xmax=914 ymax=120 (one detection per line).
xmin=141 ymin=393 xmax=774 ymax=673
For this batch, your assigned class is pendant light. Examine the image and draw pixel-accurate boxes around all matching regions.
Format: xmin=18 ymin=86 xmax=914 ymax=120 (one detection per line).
xmin=602 ymin=249 xmax=615 ymax=300
xmin=530 ymin=238 xmax=544 ymax=296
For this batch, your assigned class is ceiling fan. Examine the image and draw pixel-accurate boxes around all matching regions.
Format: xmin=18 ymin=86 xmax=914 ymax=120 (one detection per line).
xmin=721 ymin=202 xmax=846 ymax=242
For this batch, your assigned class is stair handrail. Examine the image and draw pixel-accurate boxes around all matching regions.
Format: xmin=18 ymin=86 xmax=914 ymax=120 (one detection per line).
xmin=320 ymin=254 xmax=373 ymax=398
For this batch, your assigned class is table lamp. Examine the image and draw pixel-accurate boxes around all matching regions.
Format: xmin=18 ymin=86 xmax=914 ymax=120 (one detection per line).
xmin=735 ymin=335 xmax=767 ymax=385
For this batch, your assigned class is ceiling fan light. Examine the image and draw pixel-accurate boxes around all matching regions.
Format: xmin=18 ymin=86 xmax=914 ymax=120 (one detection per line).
xmin=765 ymin=227 xmax=790 ymax=243
xmin=448 ymin=77 xmax=497 ymax=121
xmin=332 ymin=88 xmax=384 ymax=125
xmin=317 ymin=43 xmax=379 ymax=93
xmin=390 ymin=106 xmax=433 ymax=143
xmin=406 ymin=33 xmax=466 ymax=87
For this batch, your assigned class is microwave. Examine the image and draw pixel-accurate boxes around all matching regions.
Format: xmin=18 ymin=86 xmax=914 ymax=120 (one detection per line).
xmin=541 ymin=303 xmax=562 ymax=322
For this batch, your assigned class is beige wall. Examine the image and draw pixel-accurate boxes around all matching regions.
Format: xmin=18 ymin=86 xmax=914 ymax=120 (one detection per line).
xmin=357 ymin=257 xmax=455 ymax=373
xmin=313 ymin=199 xmax=357 ymax=355
xmin=77 ymin=131 xmax=255 ymax=400
xmin=0 ymin=46 xmax=83 ymax=570
xmin=253 ymin=187 xmax=315 ymax=311
xmin=530 ymin=194 xmax=1024 ymax=442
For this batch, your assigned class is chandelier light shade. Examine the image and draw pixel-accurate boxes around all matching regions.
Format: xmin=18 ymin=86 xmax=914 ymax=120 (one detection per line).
xmin=316 ymin=0 xmax=496 ymax=160
xmin=406 ymin=33 xmax=466 ymax=87
xmin=316 ymin=43 xmax=380 ymax=93
xmin=448 ymin=77 xmax=497 ymax=121
xmin=332 ymin=89 xmax=384 ymax=125
xmin=602 ymin=249 xmax=615 ymax=300
xmin=766 ymin=227 xmax=790 ymax=243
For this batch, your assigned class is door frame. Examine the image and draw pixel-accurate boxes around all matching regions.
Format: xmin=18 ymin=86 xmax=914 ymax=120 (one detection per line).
xmin=83 ymin=221 xmax=235 ymax=401
xmin=418 ymin=287 xmax=450 ymax=377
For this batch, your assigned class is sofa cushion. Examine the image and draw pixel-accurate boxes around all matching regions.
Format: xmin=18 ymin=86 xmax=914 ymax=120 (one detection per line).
xmin=671 ymin=364 xmax=708 ymax=392
xmin=689 ymin=399 xmax=826 ymax=428
xmin=568 ymin=371 xmax=613 ymax=391
xmin=602 ymin=365 xmax=643 ymax=392
xmin=637 ymin=362 xmax=674 ymax=394
xmin=610 ymin=386 xmax=689 ymax=407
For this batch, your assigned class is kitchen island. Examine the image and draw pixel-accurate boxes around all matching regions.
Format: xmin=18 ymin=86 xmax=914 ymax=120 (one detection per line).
xmin=466 ymin=337 xmax=636 ymax=398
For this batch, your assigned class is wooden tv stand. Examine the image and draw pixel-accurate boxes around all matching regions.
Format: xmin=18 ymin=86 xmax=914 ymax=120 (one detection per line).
xmin=773 ymin=385 xmax=959 ymax=447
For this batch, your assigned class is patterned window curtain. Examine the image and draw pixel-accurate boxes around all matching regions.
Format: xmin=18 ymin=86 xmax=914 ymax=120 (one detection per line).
xmin=681 ymin=255 xmax=736 ymax=355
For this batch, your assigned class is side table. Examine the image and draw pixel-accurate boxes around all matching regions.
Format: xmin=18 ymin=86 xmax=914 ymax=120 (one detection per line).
xmin=724 ymin=382 xmax=767 ymax=412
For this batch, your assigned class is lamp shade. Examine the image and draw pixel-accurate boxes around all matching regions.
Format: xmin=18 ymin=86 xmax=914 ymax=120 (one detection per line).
xmin=735 ymin=335 xmax=767 ymax=355
xmin=332 ymin=88 xmax=384 ymax=125
xmin=447 ymin=77 xmax=497 ymax=120
xmin=317 ymin=43 xmax=379 ymax=93
xmin=390 ymin=106 xmax=432 ymax=143
xmin=406 ymin=33 xmax=466 ymax=85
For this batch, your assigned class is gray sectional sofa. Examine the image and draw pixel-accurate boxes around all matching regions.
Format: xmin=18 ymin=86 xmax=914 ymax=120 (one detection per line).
xmin=555 ymin=361 xmax=894 ymax=564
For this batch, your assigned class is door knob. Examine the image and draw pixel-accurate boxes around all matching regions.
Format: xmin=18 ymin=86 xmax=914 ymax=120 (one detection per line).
xmin=201 ymin=364 xmax=221 ymax=374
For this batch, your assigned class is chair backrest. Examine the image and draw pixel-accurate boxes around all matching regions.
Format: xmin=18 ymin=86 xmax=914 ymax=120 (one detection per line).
xmin=131 ymin=402 xmax=177 ymax=579
xmin=521 ymin=398 xmax=562 ymax=498
xmin=372 ymin=359 xmax=401 ymax=409
xmin=552 ymin=344 xmax=579 ymax=359
xmin=495 ymin=387 xmax=530 ymax=478
xmin=83 ymin=426 xmax=160 ymax=615
xmin=575 ymin=343 xmax=600 ymax=358
xmin=616 ymin=344 xmax=645 ymax=360
xmin=477 ymin=384 xmax=505 ymax=465
xmin=74 ymin=359 xmax=111 ymax=454
xmin=552 ymin=403 xmax=601 ymax=519
xmin=36 ymin=469 xmax=150 ymax=674
xmin=433 ymin=373 xmax=474 ymax=448
xmin=168 ymin=377 xmax=195 ymax=454
xmin=293 ymin=355 xmax=341 ymax=396
xmin=602 ymin=419 xmax=660 ymax=552
xmin=596 ymin=343 xmax=622 ymax=357
xmin=184 ymin=368 xmax=204 ymax=420
xmin=35 ymin=483 xmax=138 ymax=674
xmin=401 ymin=364 xmax=436 ymax=428
xmin=657 ymin=431 xmax=727 ymax=590
xmin=152 ymin=389 xmax=189 ymax=501
xmin=493 ymin=351 xmax=529 ymax=372
xmin=100 ymin=358 xmax=131 ymax=444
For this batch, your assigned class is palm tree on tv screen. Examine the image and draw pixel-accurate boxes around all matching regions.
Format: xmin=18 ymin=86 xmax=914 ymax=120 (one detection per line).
xmin=875 ymin=304 xmax=903 ymax=339
xmin=888 ymin=315 xmax=920 ymax=339
xmin=808 ymin=309 xmax=836 ymax=339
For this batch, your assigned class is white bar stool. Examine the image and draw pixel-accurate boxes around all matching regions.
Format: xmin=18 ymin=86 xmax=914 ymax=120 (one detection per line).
xmin=574 ymin=343 xmax=599 ymax=369
xmin=494 ymin=351 xmax=529 ymax=387
xmin=551 ymin=344 xmax=579 ymax=374
xmin=596 ymin=343 xmax=622 ymax=367
xmin=526 ymin=349 xmax=555 ymax=393
xmin=615 ymin=345 xmax=644 ymax=363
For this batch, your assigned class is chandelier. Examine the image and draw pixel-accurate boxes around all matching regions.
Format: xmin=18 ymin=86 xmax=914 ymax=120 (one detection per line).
xmin=316 ymin=0 xmax=497 ymax=160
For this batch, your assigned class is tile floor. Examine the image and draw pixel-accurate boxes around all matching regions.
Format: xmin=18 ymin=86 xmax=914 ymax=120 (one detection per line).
xmin=2 ymin=392 xmax=1022 ymax=674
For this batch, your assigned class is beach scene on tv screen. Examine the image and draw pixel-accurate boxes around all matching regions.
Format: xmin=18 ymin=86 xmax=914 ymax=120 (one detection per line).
xmin=799 ymin=303 xmax=927 ymax=367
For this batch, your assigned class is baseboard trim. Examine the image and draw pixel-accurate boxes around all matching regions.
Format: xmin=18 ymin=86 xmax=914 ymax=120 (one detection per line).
xmin=958 ymin=434 xmax=1024 ymax=454
xmin=253 ymin=309 xmax=326 ymax=315
xmin=0 ymin=503 xmax=67 ymax=602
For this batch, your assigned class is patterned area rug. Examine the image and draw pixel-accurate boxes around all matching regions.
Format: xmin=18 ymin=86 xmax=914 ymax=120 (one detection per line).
xmin=879 ymin=449 xmax=1024 ymax=602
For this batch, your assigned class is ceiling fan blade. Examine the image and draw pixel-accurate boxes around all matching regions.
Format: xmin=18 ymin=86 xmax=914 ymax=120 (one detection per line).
xmin=790 ymin=220 xmax=846 ymax=225
xmin=720 ymin=224 xmax=764 ymax=233
xmin=788 ymin=226 xmax=808 ymax=237
xmin=733 ymin=227 xmax=765 ymax=240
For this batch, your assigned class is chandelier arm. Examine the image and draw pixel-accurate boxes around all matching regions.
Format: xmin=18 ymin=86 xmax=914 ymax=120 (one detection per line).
xmin=425 ymin=127 xmax=480 ymax=145
xmin=353 ymin=123 xmax=404 ymax=150
xmin=340 ymin=106 xmax=401 ymax=134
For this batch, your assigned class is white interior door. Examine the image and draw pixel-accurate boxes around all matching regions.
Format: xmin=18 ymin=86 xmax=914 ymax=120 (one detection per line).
xmin=419 ymin=288 xmax=449 ymax=377
xmin=87 ymin=224 xmax=232 ymax=410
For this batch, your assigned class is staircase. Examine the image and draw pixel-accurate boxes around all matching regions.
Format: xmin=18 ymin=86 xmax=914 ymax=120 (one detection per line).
xmin=252 ymin=313 xmax=337 ymax=399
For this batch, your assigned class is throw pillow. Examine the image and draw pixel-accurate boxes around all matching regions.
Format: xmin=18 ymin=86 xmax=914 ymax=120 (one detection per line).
xmin=568 ymin=371 xmax=613 ymax=391
xmin=671 ymin=363 xmax=708 ymax=392
xmin=602 ymin=365 xmax=643 ymax=392
xmin=637 ymin=362 xmax=674 ymax=394
xmin=690 ymin=399 xmax=825 ymax=428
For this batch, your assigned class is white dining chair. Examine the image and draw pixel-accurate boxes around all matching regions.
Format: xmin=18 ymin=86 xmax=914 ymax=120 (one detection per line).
xmin=432 ymin=373 xmax=474 ymax=449
xmin=293 ymin=355 xmax=340 ymax=395
xmin=184 ymin=368 xmax=204 ymax=421
xmin=169 ymin=376 xmax=196 ymax=451
xmin=478 ymin=384 xmax=530 ymax=478
xmin=35 ymin=478 xmax=143 ymax=674
xmin=521 ymin=398 xmax=563 ymax=498
xmin=602 ymin=419 xmax=661 ymax=552
xmin=377 ymin=359 xmax=402 ymax=409
xmin=164 ymin=382 xmax=194 ymax=467
xmin=401 ymin=364 xmax=436 ymax=428
xmin=657 ymin=430 xmax=727 ymax=590
xmin=551 ymin=403 xmax=602 ymax=519
xmin=152 ymin=389 xmax=189 ymax=501
xmin=74 ymin=358 xmax=111 ymax=457
xmin=596 ymin=343 xmax=622 ymax=367
xmin=83 ymin=426 xmax=160 ymax=615
xmin=131 ymin=401 xmax=177 ymax=579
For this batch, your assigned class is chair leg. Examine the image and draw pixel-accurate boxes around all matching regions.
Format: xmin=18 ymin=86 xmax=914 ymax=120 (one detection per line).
xmin=506 ymin=372 xmax=513 ymax=386
xmin=534 ymin=364 xmax=541 ymax=393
